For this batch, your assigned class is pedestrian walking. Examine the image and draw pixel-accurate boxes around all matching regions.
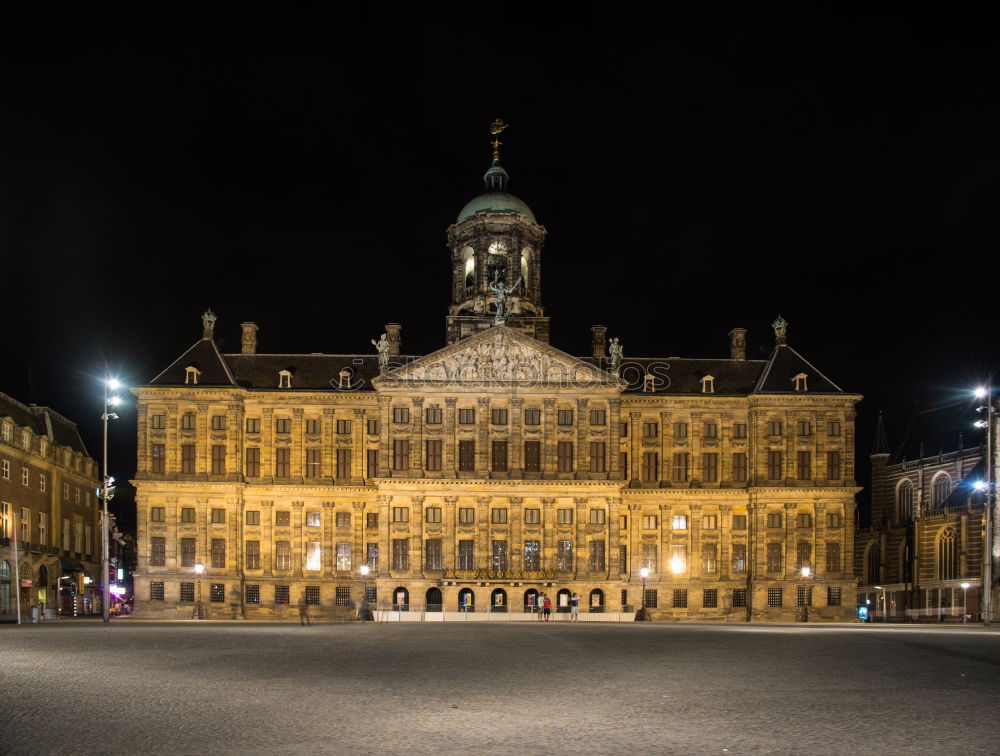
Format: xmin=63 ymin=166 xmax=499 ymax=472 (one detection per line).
xmin=536 ymin=593 xmax=544 ymax=620
xmin=543 ymin=593 xmax=552 ymax=621
xmin=570 ymin=592 xmax=580 ymax=622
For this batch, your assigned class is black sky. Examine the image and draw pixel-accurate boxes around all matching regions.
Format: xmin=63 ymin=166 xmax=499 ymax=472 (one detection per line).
xmin=1 ymin=7 xmax=998 ymax=527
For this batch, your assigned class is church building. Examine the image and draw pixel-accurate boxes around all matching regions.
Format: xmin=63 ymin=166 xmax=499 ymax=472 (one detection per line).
xmin=131 ymin=127 xmax=861 ymax=621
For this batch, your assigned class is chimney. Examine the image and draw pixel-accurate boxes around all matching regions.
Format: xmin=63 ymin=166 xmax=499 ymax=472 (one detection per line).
xmin=241 ymin=322 xmax=258 ymax=355
xmin=728 ymin=327 xmax=747 ymax=361
xmin=591 ymin=325 xmax=607 ymax=359
xmin=385 ymin=323 xmax=401 ymax=357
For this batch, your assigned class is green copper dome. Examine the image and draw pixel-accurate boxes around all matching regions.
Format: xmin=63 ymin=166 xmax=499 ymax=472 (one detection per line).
xmin=457 ymin=191 xmax=536 ymax=223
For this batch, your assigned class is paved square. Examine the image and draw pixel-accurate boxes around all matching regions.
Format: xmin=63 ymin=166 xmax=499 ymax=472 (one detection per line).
xmin=2 ymin=621 xmax=998 ymax=754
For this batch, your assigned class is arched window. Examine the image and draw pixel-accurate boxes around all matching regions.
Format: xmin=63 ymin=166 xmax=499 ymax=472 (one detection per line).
xmin=458 ymin=587 xmax=475 ymax=612
xmin=589 ymin=588 xmax=605 ymax=613
xmin=392 ymin=586 xmax=409 ymax=611
xmin=932 ymin=474 xmax=951 ymax=508
xmin=938 ymin=528 xmax=959 ymax=580
xmin=865 ymin=543 xmax=881 ymax=585
xmin=462 ymin=247 xmax=475 ymax=291
xmin=897 ymin=480 xmax=914 ymax=522
xmin=425 ymin=587 xmax=442 ymax=612
xmin=523 ymin=588 xmax=539 ymax=613
xmin=491 ymin=588 xmax=507 ymax=612
xmin=556 ymin=588 xmax=572 ymax=613
xmin=520 ymin=248 xmax=531 ymax=290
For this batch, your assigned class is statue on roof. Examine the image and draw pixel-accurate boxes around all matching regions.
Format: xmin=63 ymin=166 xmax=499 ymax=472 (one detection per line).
xmin=772 ymin=315 xmax=788 ymax=345
xmin=489 ymin=271 xmax=522 ymax=324
xmin=608 ymin=337 xmax=623 ymax=371
xmin=371 ymin=333 xmax=390 ymax=369
xmin=202 ymin=308 xmax=217 ymax=339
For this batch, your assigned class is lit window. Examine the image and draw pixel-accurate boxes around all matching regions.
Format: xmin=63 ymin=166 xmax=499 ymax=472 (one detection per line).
xmin=671 ymin=515 xmax=687 ymax=530
xmin=306 ymin=542 xmax=322 ymax=571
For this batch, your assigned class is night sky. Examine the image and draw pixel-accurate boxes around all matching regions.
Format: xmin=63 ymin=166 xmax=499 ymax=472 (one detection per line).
xmin=2 ymin=8 xmax=997 ymax=527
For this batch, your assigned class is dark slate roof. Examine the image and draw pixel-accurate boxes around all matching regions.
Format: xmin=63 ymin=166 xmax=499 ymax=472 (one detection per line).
xmin=149 ymin=338 xmax=237 ymax=386
xmin=753 ymin=344 xmax=843 ymax=393
xmin=0 ymin=391 xmax=90 ymax=455
xmin=580 ymin=357 xmax=766 ymax=394
xmin=872 ymin=413 xmax=890 ymax=455
xmin=223 ymin=354 xmax=394 ymax=391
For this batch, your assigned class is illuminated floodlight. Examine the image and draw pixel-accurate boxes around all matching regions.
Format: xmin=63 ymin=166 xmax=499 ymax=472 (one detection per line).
xmin=359 ymin=565 xmax=370 ymax=577
xmin=976 ymin=387 xmax=988 ymax=399
xmin=961 ymin=582 xmax=971 ymax=590
xmin=639 ymin=567 xmax=649 ymax=579
xmin=108 ymin=395 xmax=121 ymax=406
xmin=974 ymin=481 xmax=987 ymax=492
xmin=107 ymin=378 xmax=121 ymax=390
xmin=670 ymin=558 xmax=684 ymax=574
xmin=194 ymin=562 xmax=205 ymax=575
xmin=801 ymin=567 xmax=811 ymax=578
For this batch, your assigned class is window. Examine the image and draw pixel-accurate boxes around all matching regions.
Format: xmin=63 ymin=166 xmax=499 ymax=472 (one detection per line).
xmin=939 ymin=528 xmax=959 ymax=580
xmin=796 ymin=420 xmax=811 ymax=436
xmin=827 ymin=451 xmax=841 ymax=480
xmin=491 ymin=409 xmax=508 ymax=425
xmin=145 ymin=506 xmax=165 ymax=524
xmin=767 ymin=513 xmax=782 ymax=529
xmin=210 ymin=444 xmax=226 ymax=474
xmin=826 ymin=542 xmax=841 ymax=572
xmin=181 ymin=413 xmax=196 ymax=431
xmin=619 ymin=545 xmax=628 ymax=574
xmin=766 ymin=543 xmax=783 ymax=572
xmin=588 ymin=541 xmax=606 ymax=571
xmin=367 ymin=419 xmax=379 ymax=435
xmin=274 ymin=448 xmax=290 ymax=477
xmin=524 ymin=441 xmax=541 ymax=472
xmin=211 ymin=508 xmax=225 ymax=524
xmin=703 ymin=589 xmax=718 ymax=608
xmin=275 ymin=585 xmax=290 ymax=605
xmin=557 ymin=441 xmax=573 ymax=472
xmin=246 ymin=584 xmax=260 ymax=604
xmin=556 ymin=540 xmax=573 ymax=571
xmin=39 ymin=514 xmax=47 ymax=546
xmin=393 ymin=407 xmax=410 ymax=424
xmin=767 ymin=421 xmax=782 ymax=436
xmin=245 ymin=447 xmax=260 ymax=477
xmin=150 ymin=582 xmax=165 ymax=601
xmin=767 ymin=451 xmax=783 ymax=480
xmin=334 ymin=512 xmax=350 ymax=528
xmin=425 ymin=539 xmax=442 ymax=570
xmin=425 ymin=507 xmax=442 ymax=523
xmin=151 ymin=414 xmax=166 ymax=430
xmin=702 ymin=514 xmax=717 ymax=530
xmin=336 ymin=448 xmax=351 ymax=478
xmin=1 ymin=460 xmax=8 ymax=480
xmin=731 ymin=543 xmax=747 ymax=573
xmin=590 ymin=442 xmax=606 ymax=473
xmin=459 ymin=507 xmax=476 ymax=525
xmin=304 ymin=448 xmax=321 ymax=478
xmin=149 ymin=443 xmax=166 ymax=474
xmin=366 ymin=543 xmax=379 ymax=570
xmin=306 ymin=586 xmax=321 ymax=605
xmin=644 ymin=589 xmax=658 ymax=608
xmin=180 ymin=538 xmax=195 ymax=567
xmin=524 ymin=409 xmax=541 ymax=425
xmin=72 ymin=519 xmax=81 ymax=551
xmin=643 ymin=422 xmax=658 ymax=438
xmin=642 ymin=452 xmax=658 ymax=482
xmin=336 ymin=542 xmax=352 ymax=571
xmin=673 ymin=422 xmax=688 ymax=439
xmin=828 ymin=421 xmax=841 ymax=437
xmin=492 ymin=540 xmax=509 ymax=571
xmin=275 ymin=541 xmax=291 ymax=570
xmin=491 ymin=508 xmax=508 ymax=524
xmin=245 ymin=509 xmax=259 ymax=526
xmin=524 ymin=541 xmax=540 ymax=570
xmin=392 ymin=538 xmax=409 ymax=570
xmin=336 ymin=419 xmax=351 ymax=435
xmin=796 ymin=541 xmax=812 ymax=570
xmin=672 ymin=589 xmax=688 ymax=608
xmin=641 ymin=543 xmax=657 ymax=572
xmin=732 ymin=514 xmax=747 ymax=530
xmin=732 ymin=588 xmax=747 ymax=608
xmin=557 ymin=409 xmax=574 ymax=426
xmin=642 ymin=515 xmax=658 ymax=530
xmin=273 ymin=511 xmax=289 ymax=527
xmin=590 ymin=508 xmax=606 ymax=524
xmin=827 ymin=587 xmax=842 ymax=606
xmin=669 ymin=544 xmax=687 ymax=574
xmin=702 ymin=543 xmax=717 ymax=573
xmin=672 ymin=453 xmax=689 ymax=482
xmin=363 ymin=513 xmax=378 ymax=530
xmin=303 ymin=418 xmax=320 ymax=435
xmin=733 ymin=423 xmax=747 ymax=439
xmin=211 ymin=584 xmax=225 ymax=603
xmin=590 ymin=409 xmax=606 ymax=426
xmin=767 ymin=588 xmax=782 ymax=607
xmin=798 ymin=586 xmax=813 ymax=607
xmin=425 ymin=440 xmax=442 ymax=471
xmin=425 ymin=407 xmax=443 ymax=424
xmin=150 ymin=537 xmax=166 ymax=566
xmin=524 ymin=508 xmax=540 ymax=525
xmin=796 ymin=513 xmax=812 ymax=529
xmin=703 ymin=453 xmax=718 ymax=482
xmin=726 ymin=452 xmax=745 ymax=483
xmin=621 ymin=422 xmax=629 ymax=436
xmin=492 ymin=441 xmax=508 ymax=472
xmin=458 ymin=409 xmax=475 ymax=425
xmin=301 ymin=510 xmax=319 ymax=527
xmin=38 ymin=473 xmax=46 ymax=492
xmin=246 ymin=541 xmax=260 ymax=569
xmin=393 ymin=440 xmax=410 ymax=471
xmin=246 ymin=418 xmax=260 ymax=434
xmin=797 ymin=451 xmax=811 ymax=480
xmin=181 ymin=445 xmax=196 ymax=474
xmin=275 ymin=418 xmax=291 ymax=434
xmin=458 ymin=540 xmax=474 ymax=570
xmin=209 ymin=415 xmax=225 ymax=431
xmin=392 ymin=507 xmax=409 ymax=523
xmin=672 ymin=515 xmax=687 ymax=530
xmin=458 ymin=440 xmax=475 ymax=471
xmin=557 ymin=508 xmax=574 ymax=525
xmin=367 ymin=449 xmax=378 ymax=478
xmin=211 ymin=539 xmax=226 ymax=568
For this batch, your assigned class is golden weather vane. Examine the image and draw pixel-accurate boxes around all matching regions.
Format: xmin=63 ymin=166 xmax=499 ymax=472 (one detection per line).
xmin=490 ymin=118 xmax=508 ymax=161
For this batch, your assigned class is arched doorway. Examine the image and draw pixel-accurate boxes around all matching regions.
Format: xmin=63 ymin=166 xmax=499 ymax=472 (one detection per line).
xmin=523 ymin=588 xmax=539 ymax=614
xmin=491 ymin=588 xmax=508 ymax=612
xmin=38 ymin=565 xmax=48 ymax=613
xmin=392 ymin=586 xmax=409 ymax=611
xmin=589 ymin=589 xmax=605 ymax=613
xmin=426 ymin=587 xmax=443 ymax=612
xmin=0 ymin=561 xmax=11 ymax=618
xmin=556 ymin=588 xmax=572 ymax=613
xmin=458 ymin=588 xmax=475 ymax=612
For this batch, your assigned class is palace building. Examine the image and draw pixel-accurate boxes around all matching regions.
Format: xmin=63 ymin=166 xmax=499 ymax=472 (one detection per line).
xmin=131 ymin=135 xmax=861 ymax=621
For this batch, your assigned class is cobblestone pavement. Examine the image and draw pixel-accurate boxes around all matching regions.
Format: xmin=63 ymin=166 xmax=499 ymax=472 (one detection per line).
xmin=3 ymin=620 xmax=999 ymax=755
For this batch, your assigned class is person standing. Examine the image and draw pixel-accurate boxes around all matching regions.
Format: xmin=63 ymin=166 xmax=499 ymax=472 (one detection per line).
xmin=570 ymin=592 xmax=580 ymax=622
xmin=536 ymin=593 xmax=544 ymax=621
xmin=543 ymin=593 xmax=552 ymax=621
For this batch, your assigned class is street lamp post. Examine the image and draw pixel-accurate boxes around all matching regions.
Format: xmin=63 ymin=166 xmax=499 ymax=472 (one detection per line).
xmin=101 ymin=378 xmax=121 ymax=624
xmin=975 ymin=385 xmax=994 ymax=626
xmin=194 ymin=561 xmax=205 ymax=619
xmin=359 ymin=564 xmax=370 ymax=622
xmin=961 ymin=582 xmax=971 ymax=623
xmin=639 ymin=566 xmax=649 ymax=620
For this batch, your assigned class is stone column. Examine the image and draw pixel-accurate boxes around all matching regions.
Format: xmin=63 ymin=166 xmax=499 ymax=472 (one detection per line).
xmin=815 ymin=503 xmax=827 ymax=577
xmin=628 ymin=502 xmax=641 ymax=581
xmin=445 ymin=398 xmax=458 ymax=475
xmin=784 ymin=502 xmax=797 ymax=579
xmin=659 ymin=412 xmax=670 ymax=485
xmin=411 ymin=496 xmax=424 ymax=577
xmin=262 ymin=409 xmax=274 ymax=482
xmin=443 ymin=496 xmax=458 ymax=570
xmin=689 ymin=504 xmax=703 ymax=579
xmin=574 ymin=497 xmax=588 ymax=578
xmin=510 ymin=497 xmax=524 ymax=569
xmin=292 ymin=408 xmax=304 ymax=481
xmin=607 ymin=497 xmax=621 ymax=578
xmin=197 ymin=404 xmax=209 ymax=473
xmin=542 ymin=399 xmax=556 ymax=476
xmin=610 ymin=400 xmax=622 ymax=479
xmin=511 ymin=398 xmax=523 ymax=472
xmin=719 ymin=504 xmax=732 ymax=580
xmin=352 ymin=410 xmax=366 ymax=482
xmin=659 ymin=504 xmax=671 ymax=581
xmin=576 ymin=399 xmax=589 ymax=476
xmin=292 ymin=501 xmax=304 ymax=577
xmin=477 ymin=397 xmax=490 ymax=473
xmin=352 ymin=501 xmax=367 ymax=573
xmin=227 ymin=401 xmax=242 ymax=478
xmin=630 ymin=412 xmax=641 ymax=485
xmin=476 ymin=497 xmax=491 ymax=569
xmin=377 ymin=397 xmax=391 ymax=477
xmin=323 ymin=501 xmax=336 ymax=577
xmin=541 ymin=497 xmax=556 ymax=569
xmin=411 ymin=397 xmax=425 ymax=475
xmin=377 ymin=496 xmax=391 ymax=579
xmin=262 ymin=501 xmax=274 ymax=576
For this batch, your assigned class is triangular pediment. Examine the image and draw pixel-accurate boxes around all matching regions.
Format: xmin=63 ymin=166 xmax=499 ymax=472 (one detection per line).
xmin=376 ymin=326 xmax=621 ymax=388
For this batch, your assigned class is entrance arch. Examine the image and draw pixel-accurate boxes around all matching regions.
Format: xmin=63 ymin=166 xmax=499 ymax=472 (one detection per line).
xmin=556 ymin=588 xmax=572 ymax=613
xmin=491 ymin=588 xmax=508 ymax=612
xmin=458 ymin=588 xmax=475 ymax=612
xmin=392 ymin=586 xmax=409 ymax=611
xmin=589 ymin=589 xmax=605 ymax=613
xmin=425 ymin=587 xmax=442 ymax=611
xmin=523 ymin=588 xmax=539 ymax=613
